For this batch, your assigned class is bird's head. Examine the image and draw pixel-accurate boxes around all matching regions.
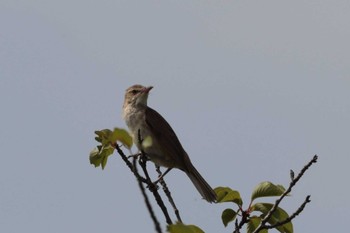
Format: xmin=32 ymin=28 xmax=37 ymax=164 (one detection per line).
xmin=123 ymin=84 xmax=153 ymax=108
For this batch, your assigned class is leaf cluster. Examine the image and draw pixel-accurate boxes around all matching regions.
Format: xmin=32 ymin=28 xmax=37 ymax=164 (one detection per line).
xmin=216 ymin=182 xmax=293 ymax=233
xmin=89 ymin=128 xmax=132 ymax=169
xmin=167 ymin=182 xmax=293 ymax=233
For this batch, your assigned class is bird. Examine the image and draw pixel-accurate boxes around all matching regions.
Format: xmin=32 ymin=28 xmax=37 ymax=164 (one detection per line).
xmin=122 ymin=84 xmax=217 ymax=203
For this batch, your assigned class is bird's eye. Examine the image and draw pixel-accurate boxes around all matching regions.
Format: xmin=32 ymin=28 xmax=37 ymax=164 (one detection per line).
xmin=131 ymin=90 xmax=139 ymax=95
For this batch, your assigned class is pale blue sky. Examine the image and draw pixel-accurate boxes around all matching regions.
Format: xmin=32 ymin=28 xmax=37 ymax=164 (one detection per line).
xmin=1 ymin=1 xmax=349 ymax=232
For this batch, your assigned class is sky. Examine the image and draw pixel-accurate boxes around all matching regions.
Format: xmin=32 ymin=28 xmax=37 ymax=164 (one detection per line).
xmin=0 ymin=0 xmax=349 ymax=232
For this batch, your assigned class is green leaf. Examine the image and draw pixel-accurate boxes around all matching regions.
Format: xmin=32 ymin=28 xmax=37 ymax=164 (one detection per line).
xmin=110 ymin=128 xmax=133 ymax=149
xmin=95 ymin=128 xmax=133 ymax=148
xmin=251 ymin=181 xmax=286 ymax=201
xmin=167 ymin=222 xmax=204 ymax=233
xmin=89 ymin=145 xmax=115 ymax=170
xmin=89 ymin=147 xmax=101 ymax=167
xmin=91 ymin=128 xmax=132 ymax=169
xmin=251 ymin=203 xmax=293 ymax=233
xmin=99 ymin=146 xmax=113 ymax=169
xmin=214 ymin=187 xmax=243 ymax=206
xmin=94 ymin=129 xmax=113 ymax=146
xmin=101 ymin=155 xmax=108 ymax=169
xmin=221 ymin=208 xmax=237 ymax=227
xmin=247 ymin=216 xmax=268 ymax=233
xmin=95 ymin=136 xmax=102 ymax=143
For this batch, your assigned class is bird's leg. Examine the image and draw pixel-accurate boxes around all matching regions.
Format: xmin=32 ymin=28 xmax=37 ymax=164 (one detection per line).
xmin=153 ymin=168 xmax=173 ymax=185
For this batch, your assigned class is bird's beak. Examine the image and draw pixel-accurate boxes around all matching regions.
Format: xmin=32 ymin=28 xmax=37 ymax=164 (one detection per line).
xmin=143 ymin=86 xmax=153 ymax=93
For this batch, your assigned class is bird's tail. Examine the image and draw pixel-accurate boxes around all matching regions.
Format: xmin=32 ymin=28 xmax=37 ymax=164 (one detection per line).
xmin=185 ymin=163 xmax=217 ymax=203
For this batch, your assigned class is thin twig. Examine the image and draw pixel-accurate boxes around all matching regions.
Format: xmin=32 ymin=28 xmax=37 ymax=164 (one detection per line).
xmin=234 ymin=219 xmax=240 ymax=233
xmin=114 ymin=143 xmax=134 ymax=171
xmin=264 ymin=195 xmax=311 ymax=230
xmin=138 ymin=152 xmax=173 ymax=225
xmin=234 ymin=210 xmax=249 ymax=233
xmin=155 ymin=165 xmax=183 ymax=223
xmin=252 ymin=155 xmax=318 ymax=233
xmin=113 ymin=144 xmax=162 ymax=232
xmin=132 ymin=157 xmax=162 ymax=233
xmin=113 ymin=143 xmax=147 ymax=183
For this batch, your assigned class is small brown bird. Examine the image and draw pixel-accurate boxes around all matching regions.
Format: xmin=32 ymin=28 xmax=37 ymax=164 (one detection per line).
xmin=123 ymin=84 xmax=217 ymax=203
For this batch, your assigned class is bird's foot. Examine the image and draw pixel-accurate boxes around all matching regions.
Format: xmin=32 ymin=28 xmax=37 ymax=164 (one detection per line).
xmin=147 ymin=182 xmax=159 ymax=192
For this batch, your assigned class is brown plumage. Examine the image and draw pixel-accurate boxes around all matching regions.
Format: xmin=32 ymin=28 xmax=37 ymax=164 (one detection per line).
xmin=123 ymin=84 xmax=217 ymax=203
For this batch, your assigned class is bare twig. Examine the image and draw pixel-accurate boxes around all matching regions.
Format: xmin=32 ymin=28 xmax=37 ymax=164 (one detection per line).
xmin=132 ymin=157 xmax=162 ymax=233
xmin=234 ymin=219 xmax=240 ymax=233
xmin=113 ymin=143 xmax=162 ymax=232
xmin=155 ymin=165 xmax=183 ymax=223
xmin=234 ymin=210 xmax=249 ymax=233
xmin=252 ymin=155 xmax=318 ymax=233
xmin=113 ymin=143 xmax=147 ymax=183
xmin=264 ymin=195 xmax=311 ymax=230
xmin=138 ymin=154 xmax=173 ymax=225
xmin=114 ymin=141 xmax=172 ymax=228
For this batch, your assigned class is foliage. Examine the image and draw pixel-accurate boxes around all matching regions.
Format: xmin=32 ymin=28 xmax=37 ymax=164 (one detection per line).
xmin=215 ymin=182 xmax=293 ymax=233
xmin=167 ymin=222 xmax=204 ymax=233
xmin=215 ymin=186 xmax=243 ymax=205
xmin=89 ymin=128 xmax=132 ymax=169
xmin=89 ymin=127 xmax=316 ymax=233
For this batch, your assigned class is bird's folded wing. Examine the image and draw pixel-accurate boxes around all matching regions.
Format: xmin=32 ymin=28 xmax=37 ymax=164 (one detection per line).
xmin=145 ymin=107 xmax=187 ymax=168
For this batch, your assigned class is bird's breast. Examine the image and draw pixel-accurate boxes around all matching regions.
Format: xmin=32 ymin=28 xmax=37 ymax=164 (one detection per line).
xmin=123 ymin=108 xmax=148 ymax=147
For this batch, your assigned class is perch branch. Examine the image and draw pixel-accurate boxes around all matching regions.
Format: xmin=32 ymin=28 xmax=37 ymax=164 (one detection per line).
xmin=132 ymin=157 xmax=162 ymax=233
xmin=252 ymin=155 xmax=318 ymax=233
xmin=156 ymin=165 xmax=183 ymax=223
xmin=264 ymin=195 xmax=311 ymax=230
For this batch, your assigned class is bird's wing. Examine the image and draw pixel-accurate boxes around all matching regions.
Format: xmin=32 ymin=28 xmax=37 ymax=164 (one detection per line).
xmin=145 ymin=107 xmax=188 ymax=169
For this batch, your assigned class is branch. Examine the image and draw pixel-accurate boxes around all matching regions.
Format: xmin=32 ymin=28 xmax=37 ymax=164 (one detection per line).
xmin=234 ymin=209 xmax=249 ymax=233
xmin=113 ymin=144 xmax=146 ymax=183
xmin=138 ymin=154 xmax=173 ymax=225
xmin=264 ymin=195 xmax=311 ymax=230
xmin=114 ymin=143 xmax=172 ymax=230
xmin=112 ymin=143 xmax=162 ymax=232
xmin=252 ymin=155 xmax=318 ymax=233
xmin=156 ymin=165 xmax=183 ymax=223
xmin=132 ymin=157 xmax=162 ymax=233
